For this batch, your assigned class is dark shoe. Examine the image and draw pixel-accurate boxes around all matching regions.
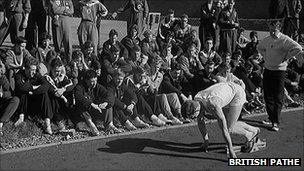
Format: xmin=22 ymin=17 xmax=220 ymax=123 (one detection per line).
xmin=200 ymin=139 xmax=209 ymax=152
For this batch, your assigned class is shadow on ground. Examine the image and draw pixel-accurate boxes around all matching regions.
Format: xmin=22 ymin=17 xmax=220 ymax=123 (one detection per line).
xmin=98 ymin=138 xmax=232 ymax=163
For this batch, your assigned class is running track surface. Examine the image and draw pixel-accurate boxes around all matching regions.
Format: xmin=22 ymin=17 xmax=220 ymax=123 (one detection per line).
xmin=1 ymin=109 xmax=303 ymax=170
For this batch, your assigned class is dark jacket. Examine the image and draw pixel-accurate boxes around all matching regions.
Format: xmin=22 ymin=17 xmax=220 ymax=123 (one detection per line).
xmin=4 ymin=0 xmax=31 ymax=15
xmin=14 ymin=69 xmax=50 ymax=96
xmin=159 ymin=71 xmax=191 ymax=97
xmin=74 ymin=81 xmax=114 ymax=111
xmin=107 ymin=82 xmax=137 ymax=110
xmin=102 ymin=40 xmax=128 ymax=59
xmin=0 ymin=75 xmax=12 ymax=100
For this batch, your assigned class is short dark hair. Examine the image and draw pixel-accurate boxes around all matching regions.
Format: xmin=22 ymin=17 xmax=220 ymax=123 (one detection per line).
xmin=84 ymin=70 xmax=97 ymax=80
xmin=82 ymin=41 xmax=94 ymax=50
xmin=109 ymin=29 xmax=118 ymax=37
xmin=205 ymin=37 xmax=214 ymax=42
xmin=171 ymin=63 xmax=182 ymax=71
xmin=72 ymin=50 xmax=83 ymax=60
xmin=133 ymin=66 xmax=145 ymax=75
xmin=181 ymin=14 xmax=188 ymax=19
xmin=50 ymin=58 xmax=63 ymax=69
xmin=91 ymin=60 xmax=101 ymax=70
xmin=24 ymin=58 xmax=39 ymax=69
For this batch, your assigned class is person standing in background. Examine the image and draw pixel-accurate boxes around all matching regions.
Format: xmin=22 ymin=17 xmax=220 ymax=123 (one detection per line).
xmin=112 ymin=0 xmax=149 ymax=39
xmin=282 ymin=0 xmax=302 ymax=42
xmin=257 ymin=20 xmax=303 ymax=131
xmin=49 ymin=0 xmax=74 ymax=64
xmin=25 ymin=0 xmax=48 ymax=52
xmin=199 ymin=0 xmax=217 ymax=48
xmin=0 ymin=0 xmax=31 ymax=46
xmin=217 ymin=0 xmax=239 ymax=54
xmin=78 ymin=0 xmax=108 ymax=56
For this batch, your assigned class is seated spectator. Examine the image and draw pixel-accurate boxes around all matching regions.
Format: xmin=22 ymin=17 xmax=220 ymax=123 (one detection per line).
xmin=243 ymin=31 xmax=259 ymax=61
xmin=127 ymin=45 xmax=150 ymax=72
xmin=107 ymin=70 xmax=156 ymax=131
xmin=66 ymin=50 xmax=89 ymax=85
xmin=82 ymin=41 xmax=98 ymax=67
xmin=0 ymin=60 xmax=20 ymax=136
xmin=173 ymin=14 xmax=192 ymax=46
xmin=157 ymin=9 xmax=178 ymax=46
xmin=14 ymin=58 xmax=54 ymax=134
xmin=159 ymin=31 xmax=183 ymax=61
xmin=90 ymin=60 xmax=103 ymax=85
xmin=74 ymin=70 xmax=120 ymax=136
xmin=125 ymin=66 xmax=166 ymax=126
xmin=192 ymin=60 xmax=217 ymax=95
xmin=215 ymin=63 xmax=245 ymax=90
xmin=182 ymin=30 xmax=201 ymax=53
xmin=100 ymin=46 xmax=132 ymax=86
xmin=121 ymin=25 xmax=141 ymax=62
xmin=141 ymin=29 xmax=160 ymax=64
xmin=236 ymin=27 xmax=250 ymax=50
xmin=48 ymin=58 xmax=75 ymax=130
xmin=147 ymin=58 xmax=183 ymax=125
xmin=159 ymin=64 xmax=199 ymax=122
xmin=35 ymin=32 xmax=53 ymax=63
xmin=199 ymin=37 xmax=222 ymax=67
xmin=230 ymin=50 xmax=244 ymax=73
xmin=5 ymin=37 xmax=34 ymax=91
xmin=101 ymin=29 xmax=128 ymax=60
xmin=285 ymin=68 xmax=301 ymax=96
xmin=177 ymin=44 xmax=204 ymax=79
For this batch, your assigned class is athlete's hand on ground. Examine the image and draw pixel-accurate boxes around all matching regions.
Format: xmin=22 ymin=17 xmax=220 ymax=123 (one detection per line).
xmin=229 ymin=150 xmax=237 ymax=158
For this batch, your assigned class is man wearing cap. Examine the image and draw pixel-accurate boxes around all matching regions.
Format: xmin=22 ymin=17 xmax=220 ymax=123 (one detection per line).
xmin=49 ymin=0 xmax=74 ymax=63
xmin=257 ymin=20 xmax=303 ymax=131
xmin=0 ymin=0 xmax=31 ymax=46
xmin=78 ymin=0 xmax=108 ymax=56
xmin=218 ymin=0 xmax=239 ymax=54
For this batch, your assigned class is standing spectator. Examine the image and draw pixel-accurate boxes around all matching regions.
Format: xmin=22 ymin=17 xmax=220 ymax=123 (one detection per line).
xmin=49 ymin=0 xmax=74 ymax=63
xmin=74 ymin=69 xmax=120 ymax=136
xmin=0 ymin=60 xmax=20 ymax=136
xmin=282 ymin=0 xmax=302 ymax=41
xmin=157 ymin=9 xmax=178 ymax=46
xmin=113 ymin=0 xmax=149 ymax=38
xmin=35 ymin=32 xmax=53 ymax=63
xmin=14 ymin=58 xmax=53 ymax=134
xmin=218 ymin=0 xmax=239 ymax=54
xmin=5 ymin=37 xmax=34 ymax=91
xmin=0 ymin=0 xmax=31 ymax=46
xmin=199 ymin=0 xmax=217 ymax=46
xmin=257 ymin=20 xmax=302 ymax=131
xmin=25 ymin=0 xmax=48 ymax=51
xmin=78 ymin=0 xmax=108 ymax=56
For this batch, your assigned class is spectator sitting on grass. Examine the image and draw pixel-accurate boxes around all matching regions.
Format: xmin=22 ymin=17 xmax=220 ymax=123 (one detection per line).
xmin=74 ymin=69 xmax=120 ymax=136
xmin=14 ymin=58 xmax=54 ymax=134
xmin=0 ymin=60 xmax=20 ymax=136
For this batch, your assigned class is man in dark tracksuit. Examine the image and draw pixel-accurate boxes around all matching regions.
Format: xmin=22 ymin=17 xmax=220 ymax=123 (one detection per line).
xmin=74 ymin=69 xmax=120 ymax=136
xmin=0 ymin=0 xmax=31 ymax=46
xmin=282 ymin=0 xmax=302 ymax=42
xmin=217 ymin=0 xmax=239 ymax=54
xmin=49 ymin=0 xmax=74 ymax=63
xmin=25 ymin=0 xmax=48 ymax=51
xmin=14 ymin=58 xmax=54 ymax=134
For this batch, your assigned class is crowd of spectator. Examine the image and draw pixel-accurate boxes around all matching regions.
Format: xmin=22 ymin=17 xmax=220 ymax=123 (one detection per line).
xmin=0 ymin=0 xmax=303 ymax=137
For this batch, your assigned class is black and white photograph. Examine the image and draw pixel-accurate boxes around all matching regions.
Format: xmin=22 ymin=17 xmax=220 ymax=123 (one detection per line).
xmin=0 ymin=0 xmax=303 ymax=170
